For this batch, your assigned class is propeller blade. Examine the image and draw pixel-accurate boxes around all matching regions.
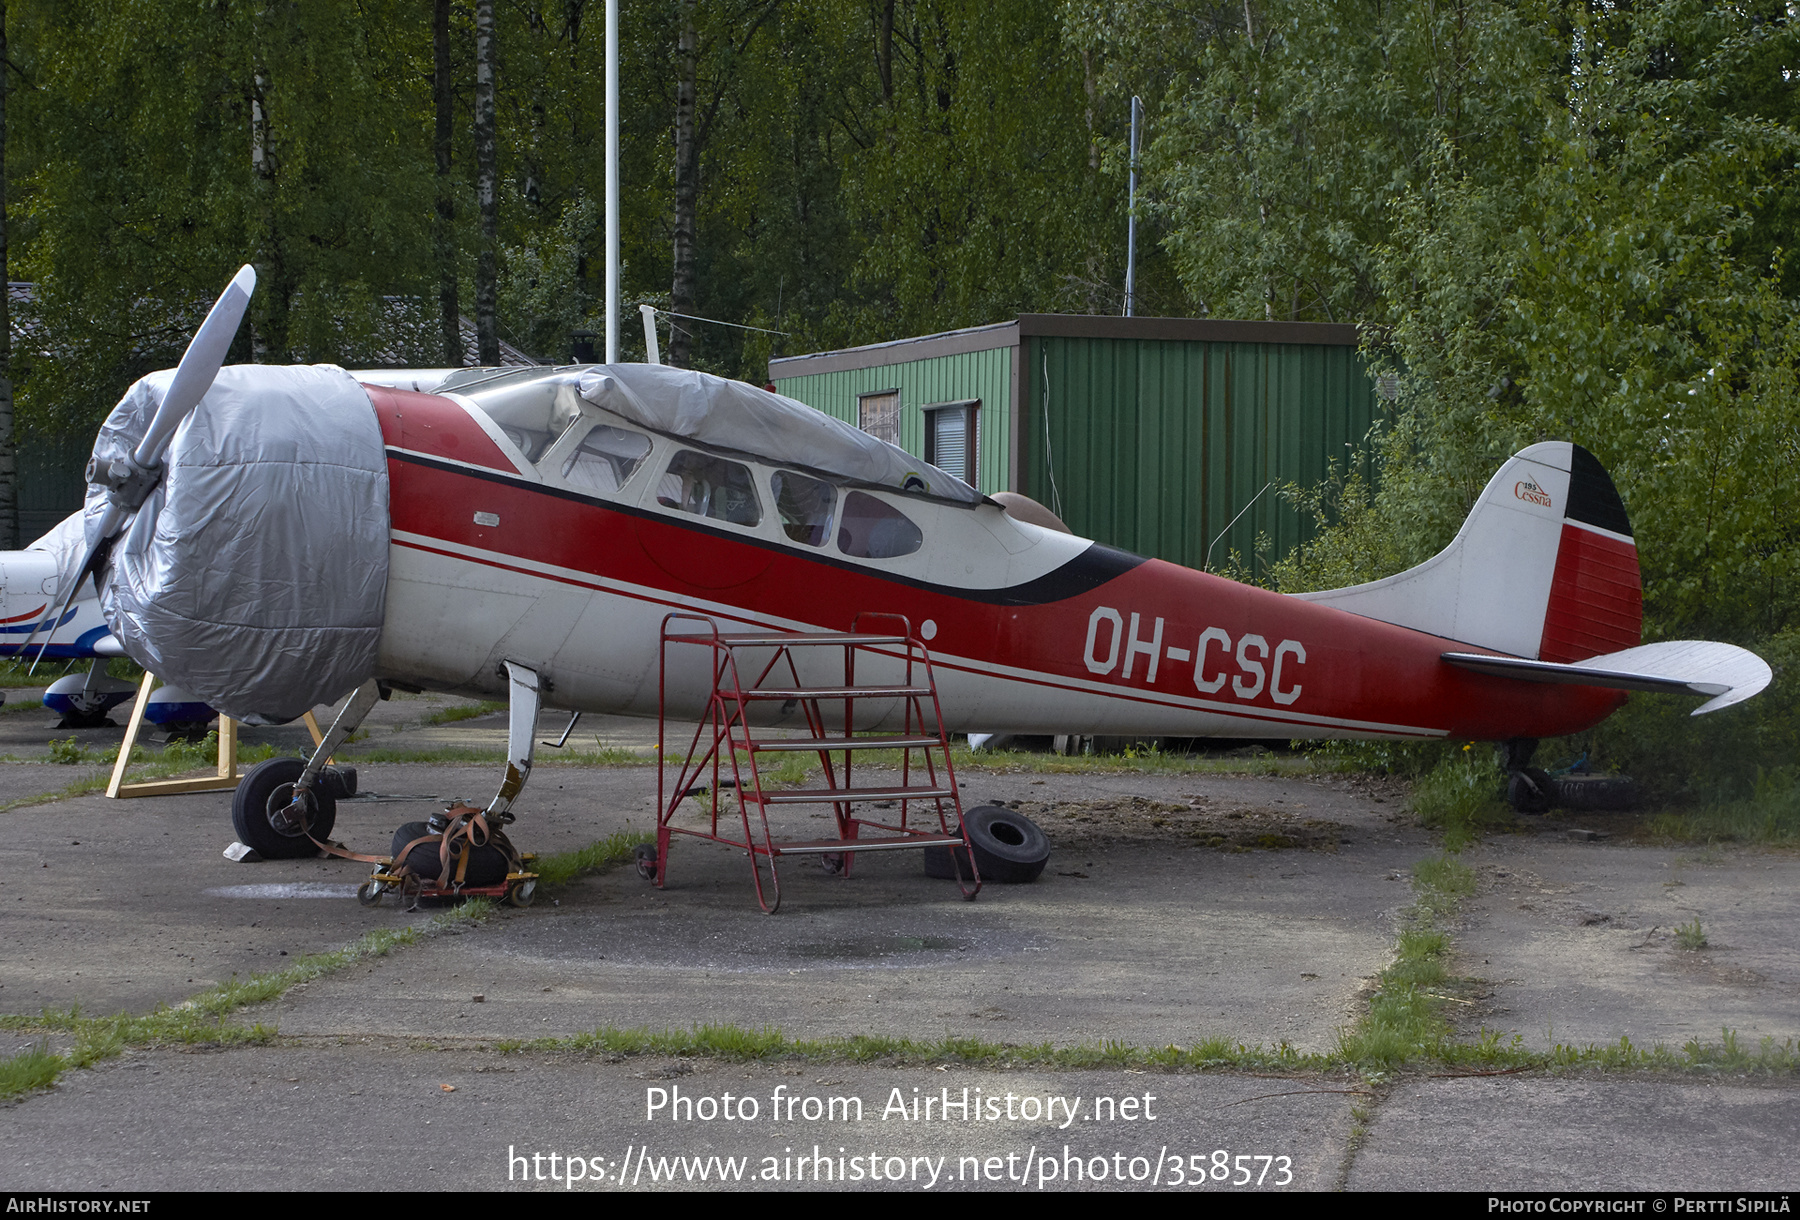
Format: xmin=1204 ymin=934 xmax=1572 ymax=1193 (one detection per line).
xmin=28 ymin=265 xmax=258 ymax=672
xmin=134 ymin=263 xmax=256 ymax=467
xmin=25 ymin=536 xmax=104 ymax=674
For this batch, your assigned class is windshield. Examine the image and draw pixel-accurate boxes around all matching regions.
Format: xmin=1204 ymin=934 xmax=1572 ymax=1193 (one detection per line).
xmin=455 ymin=368 xmax=586 ymax=462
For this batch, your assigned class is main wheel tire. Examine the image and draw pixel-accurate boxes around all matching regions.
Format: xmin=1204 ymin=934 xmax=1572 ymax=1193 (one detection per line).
xmin=1506 ymin=767 xmax=1555 ymax=815
xmin=231 ymin=757 xmax=338 ymax=859
xmin=924 ymin=805 xmax=1051 ymax=883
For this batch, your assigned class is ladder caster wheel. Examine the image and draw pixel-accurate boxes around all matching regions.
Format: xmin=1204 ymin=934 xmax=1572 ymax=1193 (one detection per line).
xmin=356 ymin=879 xmax=385 ymax=907
xmin=821 ymin=853 xmax=845 ymax=876
xmin=506 ymin=878 xmax=537 ymax=908
xmin=633 ymin=843 xmax=659 ymax=881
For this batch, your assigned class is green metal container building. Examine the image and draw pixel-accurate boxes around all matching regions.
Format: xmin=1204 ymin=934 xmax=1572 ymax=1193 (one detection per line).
xmin=769 ymin=314 xmax=1384 ymax=578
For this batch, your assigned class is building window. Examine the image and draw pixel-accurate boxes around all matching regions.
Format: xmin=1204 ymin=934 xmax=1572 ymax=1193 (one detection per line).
xmin=857 ymin=389 xmax=901 ymax=446
xmin=924 ymin=399 xmax=979 ymax=486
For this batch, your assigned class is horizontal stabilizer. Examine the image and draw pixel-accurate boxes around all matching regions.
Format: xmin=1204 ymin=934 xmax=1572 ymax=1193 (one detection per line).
xmin=1442 ymin=641 xmax=1772 ymax=715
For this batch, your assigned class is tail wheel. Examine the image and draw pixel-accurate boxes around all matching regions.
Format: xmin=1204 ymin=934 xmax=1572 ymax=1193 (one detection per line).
xmin=1506 ymin=767 xmax=1555 ymax=815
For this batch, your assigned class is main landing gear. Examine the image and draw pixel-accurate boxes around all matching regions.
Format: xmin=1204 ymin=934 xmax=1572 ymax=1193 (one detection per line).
xmin=233 ymin=664 xmax=548 ymax=905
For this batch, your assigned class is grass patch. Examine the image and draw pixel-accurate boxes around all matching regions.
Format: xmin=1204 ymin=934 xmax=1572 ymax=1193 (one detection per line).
xmin=331 ymin=744 xmax=653 ymax=766
xmin=1336 ymin=852 xmax=1476 ymax=1070
xmin=420 ymin=700 xmax=508 ymax=726
xmin=0 ymin=1042 xmax=63 ymax=1099
xmin=1647 ymin=766 xmax=1800 ymax=845
xmin=1676 ymin=918 xmax=1708 ymax=950
xmin=910 ymin=744 xmax=1320 ymax=777
xmin=0 ymin=732 xmax=285 ymax=813
xmin=491 ymin=1020 xmax=1799 ymax=1077
xmin=765 ymin=753 xmax=809 ymax=786
xmin=38 ymin=729 xmax=276 ymax=774
xmin=0 ymin=658 xmax=145 ymax=690
xmin=497 ymin=1024 xmax=1325 ymax=1072
xmin=533 ymin=831 xmax=654 ymax=888
xmin=0 ymin=899 xmax=496 ymax=1100
xmin=1411 ymin=747 xmax=1509 ymax=851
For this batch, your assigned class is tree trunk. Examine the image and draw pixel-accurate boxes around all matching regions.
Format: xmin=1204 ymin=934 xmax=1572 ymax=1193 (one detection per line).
xmin=474 ymin=0 xmax=499 ymax=366
xmin=0 ymin=1 xmax=15 ymax=549
xmin=434 ymin=0 xmax=463 ymax=366
xmin=248 ymin=60 xmax=289 ymax=363
xmin=877 ymin=0 xmax=895 ymax=102
xmin=668 ymin=0 xmax=698 ymax=369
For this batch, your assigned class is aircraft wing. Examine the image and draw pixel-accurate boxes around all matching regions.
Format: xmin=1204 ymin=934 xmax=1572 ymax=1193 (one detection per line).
xmin=1441 ymin=640 xmax=1772 ymax=715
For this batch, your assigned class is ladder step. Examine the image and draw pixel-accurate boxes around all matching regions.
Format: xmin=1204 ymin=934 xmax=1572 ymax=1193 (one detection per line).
xmin=756 ymin=785 xmax=955 ymax=804
xmin=772 ymin=835 xmax=965 ymax=855
xmin=704 ymin=632 xmax=912 ymax=647
xmin=751 ymin=735 xmax=941 ymax=752
xmin=739 ymin=686 xmax=931 ymax=700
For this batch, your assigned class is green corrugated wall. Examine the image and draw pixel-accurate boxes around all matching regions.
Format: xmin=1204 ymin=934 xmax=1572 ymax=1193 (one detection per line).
xmin=772 ymin=346 xmax=1013 ymax=494
xmin=774 ymin=333 xmax=1381 ymax=578
xmin=1027 ymin=336 xmax=1379 ymax=578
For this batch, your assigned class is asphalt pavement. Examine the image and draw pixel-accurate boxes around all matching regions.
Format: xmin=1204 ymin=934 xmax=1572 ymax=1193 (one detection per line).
xmin=0 ymin=695 xmax=1794 ymax=1192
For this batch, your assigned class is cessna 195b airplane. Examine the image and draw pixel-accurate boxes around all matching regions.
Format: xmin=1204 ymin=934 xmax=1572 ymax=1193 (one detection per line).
xmin=30 ymin=267 xmax=1770 ymax=892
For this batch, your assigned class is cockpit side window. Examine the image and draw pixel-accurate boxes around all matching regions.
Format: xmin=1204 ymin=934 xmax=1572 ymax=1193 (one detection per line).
xmin=561 ymin=426 xmax=652 ymax=494
xmin=657 ymin=449 xmax=762 ymax=527
xmin=837 ymin=491 xmax=922 ymax=558
xmin=771 ymin=470 xmax=836 ymax=547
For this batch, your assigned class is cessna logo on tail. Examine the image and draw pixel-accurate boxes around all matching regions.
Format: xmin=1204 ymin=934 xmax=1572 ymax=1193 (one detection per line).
xmin=1083 ymin=606 xmax=1306 ymax=706
xmin=1514 ymin=479 xmax=1553 ymax=507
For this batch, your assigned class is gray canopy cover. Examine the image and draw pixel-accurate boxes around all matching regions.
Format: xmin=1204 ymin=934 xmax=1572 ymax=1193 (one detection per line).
xmin=85 ymin=365 xmax=389 ymax=725
xmin=576 ymin=364 xmax=979 ymax=503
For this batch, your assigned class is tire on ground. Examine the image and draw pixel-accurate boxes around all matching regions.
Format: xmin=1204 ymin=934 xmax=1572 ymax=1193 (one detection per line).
xmin=230 ymin=756 xmax=338 ymax=859
xmin=924 ymin=805 xmax=1051 ymax=883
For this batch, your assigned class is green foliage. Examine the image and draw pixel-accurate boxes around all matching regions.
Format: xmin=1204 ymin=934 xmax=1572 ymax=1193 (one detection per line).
xmin=421 ymin=700 xmax=508 ymax=727
xmin=532 ymin=831 xmax=652 ymax=889
xmin=45 ymin=737 xmax=89 ymax=765
xmin=1648 ymin=765 xmax=1800 ymax=844
xmin=0 ymin=1041 xmax=63 ymax=1101
xmin=1410 ymin=746 xmax=1508 ymax=850
xmin=1676 ymin=918 xmax=1709 ymax=951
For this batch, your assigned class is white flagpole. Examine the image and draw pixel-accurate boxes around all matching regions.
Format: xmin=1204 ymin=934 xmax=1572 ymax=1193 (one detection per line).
xmin=605 ymin=0 xmax=620 ymax=362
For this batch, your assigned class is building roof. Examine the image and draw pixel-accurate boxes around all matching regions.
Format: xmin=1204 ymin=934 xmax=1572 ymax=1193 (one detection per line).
xmin=769 ymin=313 xmax=1361 ymax=379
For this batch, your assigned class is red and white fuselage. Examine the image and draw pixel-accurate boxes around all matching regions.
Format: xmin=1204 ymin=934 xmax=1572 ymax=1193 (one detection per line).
xmin=367 ymin=382 xmax=1628 ymax=744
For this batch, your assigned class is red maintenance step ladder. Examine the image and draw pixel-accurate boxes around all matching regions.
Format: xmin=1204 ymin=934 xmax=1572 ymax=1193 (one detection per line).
xmin=650 ymin=612 xmax=979 ymax=912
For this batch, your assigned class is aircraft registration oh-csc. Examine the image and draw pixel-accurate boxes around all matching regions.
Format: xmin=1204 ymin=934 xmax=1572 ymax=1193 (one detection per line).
xmin=42 ymin=266 xmax=1770 ymax=881
xmin=1081 ymin=610 xmax=1312 ymax=708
